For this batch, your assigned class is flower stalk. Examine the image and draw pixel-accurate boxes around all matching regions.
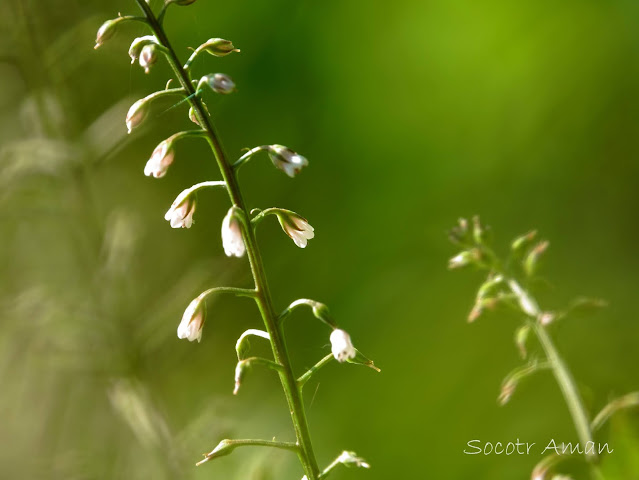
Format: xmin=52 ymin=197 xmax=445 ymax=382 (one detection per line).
xmin=129 ymin=1 xmax=339 ymax=477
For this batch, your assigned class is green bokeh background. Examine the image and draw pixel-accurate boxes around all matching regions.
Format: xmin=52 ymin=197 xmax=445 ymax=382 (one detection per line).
xmin=1 ymin=0 xmax=639 ymax=478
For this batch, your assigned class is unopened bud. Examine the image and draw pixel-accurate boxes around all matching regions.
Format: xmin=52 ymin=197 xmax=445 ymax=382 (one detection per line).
xmin=538 ymin=312 xmax=555 ymax=326
xmin=139 ymin=44 xmax=157 ymax=74
xmin=336 ymin=451 xmax=370 ymax=469
xmin=205 ymin=73 xmax=236 ymax=94
xmin=448 ymin=249 xmax=479 ymax=269
xmin=472 ymin=216 xmax=491 ymax=245
xmin=524 ymin=240 xmax=549 ymax=277
xmin=188 ymin=101 xmax=210 ymax=126
xmin=125 ymin=98 xmax=149 ymax=134
xmin=449 ymin=217 xmax=471 ymax=246
xmin=129 ymin=35 xmax=158 ymax=64
xmin=515 ymin=324 xmax=531 ymax=358
xmin=200 ymin=38 xmax=240 ymax=57
xmin=267 ymin=145 xmax=309 ymax=177
xmin=468 ymin=297 xmax=498 ymax=323
xmin=95 ymin=18 xmax=125 ymax=49
xmin=511 ymin=230 xmax=537 ymax=255
xmin=498 ymin=378 xmax=517 ymax=406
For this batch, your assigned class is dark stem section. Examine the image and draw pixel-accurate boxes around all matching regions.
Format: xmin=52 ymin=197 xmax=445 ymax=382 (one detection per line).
xmin=133 ymin=1 xmax=320 ymax=477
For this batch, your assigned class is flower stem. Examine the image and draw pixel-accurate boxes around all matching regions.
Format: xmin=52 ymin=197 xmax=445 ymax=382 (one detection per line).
xmin=506 ymin=278 xmax=596 ymax=462
xmin=134 ymin=1 xmax=321 ymax=477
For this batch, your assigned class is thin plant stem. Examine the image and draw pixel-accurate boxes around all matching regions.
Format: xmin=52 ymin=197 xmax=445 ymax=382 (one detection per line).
xmin=505 ymin=278 xmax=597 ymax=462
xmin=133 ymin=1 xmax=321 ymax=477
xmin=297 ymin=353 xmax=333 ymax=387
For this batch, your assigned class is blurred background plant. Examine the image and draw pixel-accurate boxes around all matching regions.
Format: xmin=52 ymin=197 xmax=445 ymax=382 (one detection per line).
xmin=1 ymin=0 xmax=639 ymax=479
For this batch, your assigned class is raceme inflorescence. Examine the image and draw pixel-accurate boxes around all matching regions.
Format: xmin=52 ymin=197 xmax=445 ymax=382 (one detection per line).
xmin=448 ymin=217 xmax=639 ymax=480
xmin=94 ymin=1 xmax=379 ymax=479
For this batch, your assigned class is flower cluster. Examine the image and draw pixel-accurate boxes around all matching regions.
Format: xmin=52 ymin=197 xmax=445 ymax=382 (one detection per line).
xmin=96 ymin=2 xmax=376 ymax=478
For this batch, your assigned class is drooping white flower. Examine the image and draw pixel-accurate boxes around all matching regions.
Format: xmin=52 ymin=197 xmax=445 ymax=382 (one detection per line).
xmin=330 ymin=329 xmax=356 ymax=362
xmin=267 ymin=144 xmax=308 ymax=177
xmin=206 ymin=73 xmax=236 ymax=94
xmin=221 ymin=207 xmax=245 ymax=257
xmin=139 ymin=44 xmax=157 ymax=74
xmin=126 ymin=98 xmax=149 ymax=134
xmin=164 ymin=189 xmax=196 ymax=228
xmin=276 ymin=211 xmax=314 ymax=248
xmin=144 ymin=140 xmax=174 ymax=178
xmin=177 ymin=294 xmax=206 ymax=342
xmin=337 ymin=451 xmax=371 ymax=469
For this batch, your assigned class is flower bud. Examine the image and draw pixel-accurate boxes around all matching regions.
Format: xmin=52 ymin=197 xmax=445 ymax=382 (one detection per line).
xmin=539 ymin=311 xmax=555 ymax=326
xmin=177 ymin=293 xmax=206 ymax=342
xmin=448 ymin=249 xmax=479 ymax=269
xmin=144 ymin=140 xmax=175 ymax=178
xmin=129 ymin=35 xmax=158 ymax=64
xmin=221 ymin=207 xmax=245 ymax=257
xmin=524 ymin=240 xmax=549 ymax=277
xmin=139 ymin=44 xmax=157 ymax=74
xmin=95 ymin=18 xmax=122 ymax=49
xmin=205 ymin=73 xmax=236 ymax=94
xmin=498 ymin=378 xmax=517 ymax=406
xmin=188 ymin=101 xmax=210 ymax=126
xmin=448 ymin=217 xmax=471 ymax=246
xmin=164 ymin=188 xmax=197 ymax=228
xmin=267 ymin=144 xmax=308 ymax=177
xmin=336 ymin=451 xmax=370 ymax=469
xmin=511 ymin=230 xmax=537 ymax=255
xmin=275 ymin=210 xmax=314 ymax=248
xmin=125 ymin=98 xmax=149 ymax=134
xmin=200 ymin=38 xmax=240 ymax=57
xmin=515 ymin=324 xmax=531 ymax=359
xmin=330 ymin=329 xmax=356 ymax=362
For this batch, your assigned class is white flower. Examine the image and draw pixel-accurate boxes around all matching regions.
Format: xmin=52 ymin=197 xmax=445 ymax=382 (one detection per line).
xmin=139 ymin=44 xmax=157 ymax=74
xmin=267 ymin=145 xmax=308 ymax=177
xmin=330 ymin=329 xmax=356 ymax=362
xmin=277 ymin=211 xmax=314 ymax=248
xmin=164 ymin=189 xmax=196 ymax=228
xmin=126 ymin=98 xmax=148 ymax=134
xmin=206 ymin=73 xmax=236 ymax=94
xmin=177 ymin=294 xmax=205 ymax=342
xmin=337 ymin=451 xmax=370 ymax=469
xmin=222 ymin=207 xmax=245 ymax=257
xmin=144 ymin=140 xmax=174 ymax=178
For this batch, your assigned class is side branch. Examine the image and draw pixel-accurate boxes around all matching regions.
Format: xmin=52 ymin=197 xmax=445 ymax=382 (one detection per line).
xmin=196 ymin=438 xmax=299 ymax=466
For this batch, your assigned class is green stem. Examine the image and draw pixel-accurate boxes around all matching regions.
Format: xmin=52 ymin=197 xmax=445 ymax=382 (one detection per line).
xmin=505 ymin=277 xmax=596 ymax=462
xmin=196 ymin=438 xmax=299 ymax=466
xmin=134 ymin=2 xmax=321 ymax=478
xmin=298 ymin=353 xmax=333 ymax=388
